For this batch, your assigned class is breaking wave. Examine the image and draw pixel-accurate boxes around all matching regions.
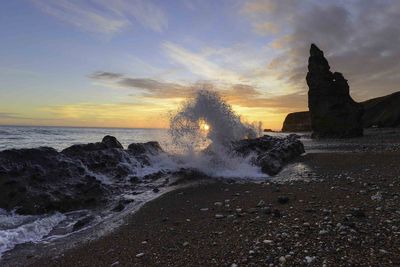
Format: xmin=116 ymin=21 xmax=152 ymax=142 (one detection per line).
xmin=0 ymin=210 xmax=66 ymax=257
xmin=146 ymin=90 xmax=266 ymax=179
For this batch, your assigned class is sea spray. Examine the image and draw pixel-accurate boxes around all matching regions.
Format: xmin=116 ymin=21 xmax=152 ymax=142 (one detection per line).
xmin=144 ymin=90 xmax=267 ymax=179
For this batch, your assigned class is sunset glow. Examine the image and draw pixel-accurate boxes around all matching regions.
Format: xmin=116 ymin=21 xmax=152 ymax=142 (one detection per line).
xmin=1 ymin=1 xmax=399 ymax=130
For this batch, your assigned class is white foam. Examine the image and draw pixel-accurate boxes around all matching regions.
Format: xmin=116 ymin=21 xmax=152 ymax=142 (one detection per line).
xmin=134 ymin=89 xmax=268 ymax=180
xmin=0 ymin=212 xmax=66 ymax=257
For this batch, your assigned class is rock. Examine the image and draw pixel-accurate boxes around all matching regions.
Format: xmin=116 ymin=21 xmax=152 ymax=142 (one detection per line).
xmin=282 ymin=91 xmax=400 ymax=131
xmin=102 ymin=135 xmax=123 ymax=149
xmin=282 ymin=111 xmax=311 ymax=132
xmin=306 ymin=44 xmax=363 ymax=138
xmin=0 ymin=136 xmax=167 ymax=215
xmin=277 ymin=196 xmax=290 ymax=204
xmin=371 ymin=191 xmax=383 ymax=201
xmin=127 ymin=141 xmax=163 ymax=156
xmin=215 ymin=214 xmax=224 ymax=219
xmin=136 ymin=253 xmax=144 ymax=258
xmin=0 ymin=147 xmax=107 ymax=215
xmin=351 ymin=208 xmax=366 ymax=218
xmin=232 ymin=134 xmax=305 ymax=175
xmin=72 ymin=215 xmax=95 ymax=231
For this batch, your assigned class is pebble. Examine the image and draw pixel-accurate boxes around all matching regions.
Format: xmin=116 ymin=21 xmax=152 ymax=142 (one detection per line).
xmin=305 ymin=256 xmax=315 ymax=264
xmin=263 ymin=239 xmax=273 ymax=245
xmin=279 ymin=256 xmax=286 ymax=263
xmin=110 ymin=261 xmax=119 ymax=267
xmin=200 ymin=208 xmax=209 ymax=211
xmin=136 ymin=253 xmax=144 ymax=258
xmin=215 ymin=214 xmax=224 ymax=219
xmin=277 ymin=196 xmax=289 ymax=204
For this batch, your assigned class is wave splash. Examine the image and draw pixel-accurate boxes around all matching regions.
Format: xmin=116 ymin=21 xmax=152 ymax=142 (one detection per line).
xmin=148 ymin=90 xmax=266 ymax=179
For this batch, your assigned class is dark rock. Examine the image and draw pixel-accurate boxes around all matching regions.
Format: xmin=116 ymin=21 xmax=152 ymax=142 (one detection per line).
xmin=277 ymin=196 xmax=290 ymax=204
xmin=351 ymin=208 xmax=366 ymax=218
xmin=232 ymin=134 xmax=305 ymax=175
xmin=62 ymin=136 xmax=136 ymax=181
xmin=0 ymin=147 xmax=107 ymax=215
xmin=73 ymin=215 xmax=95 ymax=231
xmin=282 ymin=91 xmax=400 ymax=131
xmin=127 ymin=141 xmax=163 ymax=156
xmin=282 ymin=111 xmax=311 ymax=132
xmin=273 ymin=209 xmax=281 ymax=217
xmin=102 ymin=135 xmax=123 ymax=149
xmin=306 ymin=44 xmax=364 ymax=138
xmin=112 ymin=199 xmax=134 ymax=212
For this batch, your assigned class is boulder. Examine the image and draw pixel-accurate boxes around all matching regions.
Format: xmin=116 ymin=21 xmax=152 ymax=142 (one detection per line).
xmin=62 ymin=137 xmax=136 ymax=181
xmin=0 ymin=147 xmax=107 ymax=215
xmin=306 ymin=44 xmax=363 ymax=138
xmin=127 ymin=141 xmax=163 ymax=156
xmin=281 ymin=111 xmax=311 ymax=132
xmin=0 ymin=136 xmax=165 ymax=215
xmin=232 ymin=134 xmax=305 ymax=175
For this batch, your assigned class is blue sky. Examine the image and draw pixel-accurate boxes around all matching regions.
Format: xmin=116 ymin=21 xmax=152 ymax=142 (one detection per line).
xmin=1 ymin=0 xmax=400 ymax=129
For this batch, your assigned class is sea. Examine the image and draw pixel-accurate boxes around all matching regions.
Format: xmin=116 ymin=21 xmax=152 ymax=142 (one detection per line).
xmin=0 ymin=125 xmax=170 ymax=151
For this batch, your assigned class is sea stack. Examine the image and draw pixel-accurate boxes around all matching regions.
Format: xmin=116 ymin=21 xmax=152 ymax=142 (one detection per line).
xmin=306 ymin=44 xmax=363 ymax=138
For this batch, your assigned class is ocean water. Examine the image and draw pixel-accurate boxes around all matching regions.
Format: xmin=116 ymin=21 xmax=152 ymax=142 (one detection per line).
xmin=0 ymin=126 xmax=170 ymax=151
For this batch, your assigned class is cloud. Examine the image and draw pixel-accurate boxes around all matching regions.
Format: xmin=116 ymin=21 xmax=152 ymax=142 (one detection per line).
xmin=0 ymin=112 xmax=27 ymax=120
xmin=242 ymin=0 xmax=400 ymax=99
xmin=89 ymin=71 xmax=305 ymax=112
xmin=89 ymin=71 xmax=124 ymax=80
xmin=32 ymin=0 xmax=168 ymax=34
xmin=162 ymin=41 xmax=244 ymax=84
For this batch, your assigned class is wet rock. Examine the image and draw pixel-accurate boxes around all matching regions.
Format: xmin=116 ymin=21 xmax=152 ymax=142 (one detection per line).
xmin=232 ymin=134 xmax=305 ymax=175
xmin=127 ymin=141 xmax=163 ymax=156
xmin=277 ymin=196 xmax=290 ymax=204
xmin=306 ymin=44 xmax=363 ymax=138
xmin=0 ymin=147 xmax=107 ymax=215
xmin=62 ymin=136 xmax=135 ymax=181
xmin=112 ymin=199 xmax=134 ymax=212
xmin=73 ymin=215 xmax=95 ymax=231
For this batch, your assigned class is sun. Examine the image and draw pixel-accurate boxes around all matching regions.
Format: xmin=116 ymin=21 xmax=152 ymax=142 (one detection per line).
xmin=199 ymin=119 xmax=210 ymax=132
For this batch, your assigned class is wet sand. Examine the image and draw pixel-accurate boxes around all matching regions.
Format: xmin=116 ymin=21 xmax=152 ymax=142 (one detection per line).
xmin=25 ymin=150 xmax=400 ymax=266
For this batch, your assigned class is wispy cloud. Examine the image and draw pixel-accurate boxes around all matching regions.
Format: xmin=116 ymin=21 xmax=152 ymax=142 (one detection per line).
xmin=32 ymin=0 xmax=168 ymax=34
xmin=0 ymin=112 xmax=28 ymax=120
xmin=162 ymin=41 xmax=245 ymax=84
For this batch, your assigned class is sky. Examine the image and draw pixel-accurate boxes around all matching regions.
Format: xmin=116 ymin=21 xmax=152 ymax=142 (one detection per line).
xmin=1 ymin=0 xmax=400 ymax=130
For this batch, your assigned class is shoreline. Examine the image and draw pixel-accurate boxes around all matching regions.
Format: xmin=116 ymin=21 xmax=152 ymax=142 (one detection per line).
xmin=17 ymin=150 xmax=400 ymax=266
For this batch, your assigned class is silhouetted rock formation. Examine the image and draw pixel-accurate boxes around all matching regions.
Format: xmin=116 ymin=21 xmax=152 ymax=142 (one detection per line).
xmin=282 ymin=111 xmax=311 ymax=132
xmin=362 ymin=91 xmax=400 ymax=128
xmin=282 ymin=91 xmax=400 ymax=131
xmin=306 ymin=44 xmax=363 ymax=138
xmin=232 ymin=134 xmax=305 ymax=175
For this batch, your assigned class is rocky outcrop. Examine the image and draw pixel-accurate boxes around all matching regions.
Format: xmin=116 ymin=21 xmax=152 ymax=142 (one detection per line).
xmin=282 ymin=91 xmax=400 ymax=131
xmin=362 ymin=91 xmax=400 ymax=128
xmin=306 ymin=44 xmax=364 ymax=138
xmin=0 ymin=147 xmax=107 ymax=215
xmin=282 ymin=111 xmax=311 ymax=132
xmin=0 ymin=137 xmax=164 ymax=215
xmin=232 ymin=134 xmax=305 ymax=175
